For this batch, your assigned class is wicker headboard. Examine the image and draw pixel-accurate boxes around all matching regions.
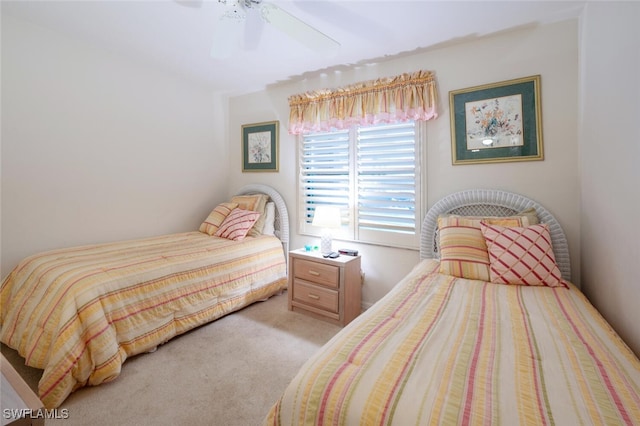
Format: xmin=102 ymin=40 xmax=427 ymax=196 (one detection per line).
xmin=420 ymin=189 xmax=571 ymax=281
xmin=236 ymin=184 xmax=290 ymax=257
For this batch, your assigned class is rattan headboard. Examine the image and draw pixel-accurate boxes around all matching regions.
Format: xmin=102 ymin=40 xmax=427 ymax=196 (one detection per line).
xmin=420 ymin=189 xmax=571 ymax=281
xmin=236 ymin=184 xmax=290 ymax=257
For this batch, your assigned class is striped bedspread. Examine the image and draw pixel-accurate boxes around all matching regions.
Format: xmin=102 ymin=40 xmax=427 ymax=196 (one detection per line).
xmin=266 ymin=259 xmax=640 ymax=425
xmin=1 ymin=232 xmax=287 ymax=409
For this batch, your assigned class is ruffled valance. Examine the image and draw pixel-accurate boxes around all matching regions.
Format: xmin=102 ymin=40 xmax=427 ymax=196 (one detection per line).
xmin=288 ymin=70 xmax=438 ymax=135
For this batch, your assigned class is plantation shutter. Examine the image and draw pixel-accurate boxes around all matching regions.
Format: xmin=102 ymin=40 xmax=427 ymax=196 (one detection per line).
xmin=357 ymin=122 xmax=418 ymax=246
xmin=300 ymin=130 xmax=350 ymax=231
xmin=299 ymin=121 xmax=422 ymax=249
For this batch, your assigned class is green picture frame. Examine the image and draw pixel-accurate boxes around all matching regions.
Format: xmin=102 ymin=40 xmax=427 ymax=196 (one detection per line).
xmin=449 ymin=75 xmax=543 ymax=165
xmin=242 ymin=120 xmax=279 ymax=172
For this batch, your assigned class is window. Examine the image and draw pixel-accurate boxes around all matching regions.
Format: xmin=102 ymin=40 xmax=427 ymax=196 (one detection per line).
xmin=299 ymin=121 xmax=424 ymax=249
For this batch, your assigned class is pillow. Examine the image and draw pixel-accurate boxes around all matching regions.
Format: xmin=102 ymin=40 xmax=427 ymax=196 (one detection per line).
xmin=214 ymin=208 xmax=261 ymax=241
xmin=437 ymin=209 xmax=539 ymax=281
xmin=231 ymin=194 xmax=269 ymax=237
xmin=230 ymin=194 xmax=267 ymax=211
xmin=438 ymin=207 xmax=539 ymax=225
xmin=262 ymin=202 xmax=276 ymax=236
xmin=199 ymin=202 xmax=238 ymax=235
xmin=480 ymin=222 xmax=566 ymax=287
xmin=438 ymin=216 xmax=526 ymax=281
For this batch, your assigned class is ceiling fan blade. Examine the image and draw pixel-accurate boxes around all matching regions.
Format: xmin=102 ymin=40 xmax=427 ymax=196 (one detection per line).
xmin=211 ymin=13 xmax=244 ymax=59
xmin=244 ymin=7 xmax=265 ymax=51
xmin=292 ymin=0 xmax=390 ymax=43
xmin=260 ymin=3 xmax=340 ymax=53
xmin=174 ymin=0 xmax=204 ymax=8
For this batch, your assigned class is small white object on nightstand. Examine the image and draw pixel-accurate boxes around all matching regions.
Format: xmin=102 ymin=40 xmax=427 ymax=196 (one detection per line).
xmin=311 ymin=205 xmax=341 ymax=255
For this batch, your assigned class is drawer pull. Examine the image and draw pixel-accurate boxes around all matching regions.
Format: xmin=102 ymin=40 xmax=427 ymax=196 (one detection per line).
xmin=308 ymin=270 xmax=320 ymax=276
xmin=307 ymin=293 xmax=320 ymax=300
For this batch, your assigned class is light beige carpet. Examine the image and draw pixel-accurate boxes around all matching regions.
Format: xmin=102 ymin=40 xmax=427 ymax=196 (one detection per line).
xmin=1 ymin=292 xmax=341 ymax=426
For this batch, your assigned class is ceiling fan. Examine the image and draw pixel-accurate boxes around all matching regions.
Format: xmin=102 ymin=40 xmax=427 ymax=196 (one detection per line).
xmin=179 ymin=0 xmax=340 ymax=58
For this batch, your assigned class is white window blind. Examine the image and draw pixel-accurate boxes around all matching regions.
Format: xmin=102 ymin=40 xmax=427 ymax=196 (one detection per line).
xmin=299 ymin=121 xmax=423 ymax=249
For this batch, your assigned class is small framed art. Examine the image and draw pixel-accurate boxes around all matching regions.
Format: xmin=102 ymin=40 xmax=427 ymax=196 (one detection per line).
xmin=242 ymin=120 xmax=279 ymax=172
xmin=449 ymin=75 xmax=543 ymax=165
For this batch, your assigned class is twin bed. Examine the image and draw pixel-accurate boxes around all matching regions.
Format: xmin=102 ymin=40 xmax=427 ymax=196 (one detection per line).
xmin=1 ymin=184 xmax=289 ymax=409
xmin=266 ymin=189 xmax=640 ymax=425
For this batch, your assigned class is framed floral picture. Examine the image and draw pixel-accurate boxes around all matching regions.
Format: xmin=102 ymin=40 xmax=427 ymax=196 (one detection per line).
xmin=449 ymin=75 xmax=543 ymax=165
xmin=242 ymin=120 xmax=279 ymax=172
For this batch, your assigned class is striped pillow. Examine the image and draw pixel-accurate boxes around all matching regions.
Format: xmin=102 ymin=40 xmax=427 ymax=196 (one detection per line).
xmin=438 ymin=214 xmax=535 ymax=281
xmin=480 ymin=222 xmax=566 ymax=287
xmin=199 ymin=202 xmax=238 ymax=235
xmin=214 ymin=208 xmax=261 ymax=241
xmin=439 ymin=207 xmax=539 ymax=226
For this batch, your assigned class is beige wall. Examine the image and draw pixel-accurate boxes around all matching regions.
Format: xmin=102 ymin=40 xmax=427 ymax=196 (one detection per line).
xmin=228 ymin=19 xmax=581 ymax=307
xmin=579 ymin=2 xmax=640 ymax=355
xmin=1 ymin=15 xmax=229 ymax=277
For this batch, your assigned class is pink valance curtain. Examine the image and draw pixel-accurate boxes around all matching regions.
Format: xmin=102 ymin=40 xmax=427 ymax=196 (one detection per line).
xmin=288 ymin=70 xmax=438 ymax=135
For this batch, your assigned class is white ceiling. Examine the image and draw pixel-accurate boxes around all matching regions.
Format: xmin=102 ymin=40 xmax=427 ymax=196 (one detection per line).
xmin=2 ymin=0 xmax=586 ymax=96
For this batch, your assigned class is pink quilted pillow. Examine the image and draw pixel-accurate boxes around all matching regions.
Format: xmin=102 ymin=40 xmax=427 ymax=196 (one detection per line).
xmin=480 ymin=222 xmax=566 ymax=288
xmin=214 ymin=208 xmax=261 ymax=241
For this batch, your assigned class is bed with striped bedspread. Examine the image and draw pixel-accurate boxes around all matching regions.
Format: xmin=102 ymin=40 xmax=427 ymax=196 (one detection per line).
xmin=265 ymin=259 xmax=640 ymax=425
xmin=1 ymin=232 xmax=287 ymax=409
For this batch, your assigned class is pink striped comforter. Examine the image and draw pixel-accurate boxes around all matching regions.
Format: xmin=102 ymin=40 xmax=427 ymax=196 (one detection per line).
xmin=266 ymin=259 xmax=640 ymax=425
xmin=1 ymin=232 xmax=287 ymax=409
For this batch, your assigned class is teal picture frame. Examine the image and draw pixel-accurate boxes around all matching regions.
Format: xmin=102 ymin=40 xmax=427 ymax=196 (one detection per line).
xmin=242 ymin=120 xmax=279 ymax=172
xmin=449 ymin=75 xmax=543 ymax=165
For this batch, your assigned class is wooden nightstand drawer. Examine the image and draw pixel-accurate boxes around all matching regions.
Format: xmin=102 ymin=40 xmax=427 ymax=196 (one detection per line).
xmin=292 ymin=279 xmax=339 ymax=313
xmin=293 ymin=258 xmax=339 ymax=289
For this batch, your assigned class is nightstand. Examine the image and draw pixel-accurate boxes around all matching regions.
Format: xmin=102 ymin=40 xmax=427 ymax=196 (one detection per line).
xmin=288 ymin=249 xmax=362 ymax=326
